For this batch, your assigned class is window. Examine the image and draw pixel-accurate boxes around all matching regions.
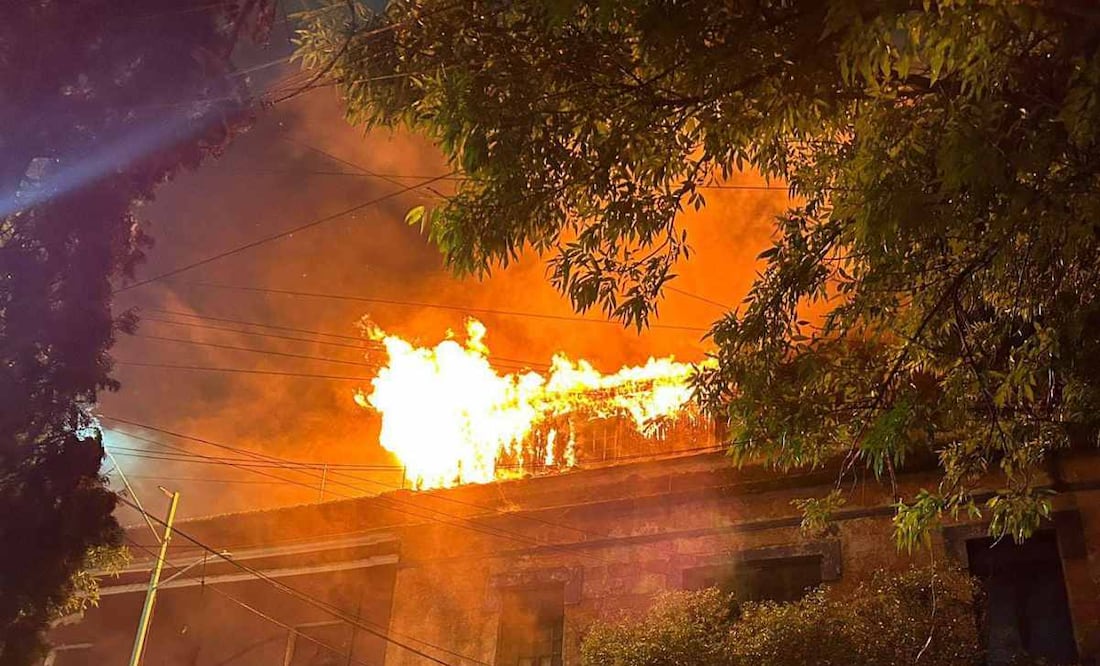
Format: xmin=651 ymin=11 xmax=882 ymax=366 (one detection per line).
xmin=966 ymin=530 xmax=1078 ymax=665
xmin=285 ymin=621 xmax=352 ymax=666
xmin=496 ymin=584 xmax=564 ymax=666
xmin=683 ymin=554 xmax=823 ymax=603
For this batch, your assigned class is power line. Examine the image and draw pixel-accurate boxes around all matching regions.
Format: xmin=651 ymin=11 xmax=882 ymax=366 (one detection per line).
xmin=112 ymin=172 xmax=453 ymax=294
xmin=174 ymin=281 xmax=710 ymax=332
xmin=108 ymin=414 xmax=587 ymax=548
xmin=105 ymin=448 xmax=401 ymax=473
xmin=106 ymin=438 xmax=724 ymax=473
xmin=665 ymin=285 xmax=730 ymax=310
xmin=108 ymin=442 xmax=724 ymax=478
xmin=132 ymin=332 xmax=373 ymax=367
xmin=133 ymin=314 xmax=554 ymax=372
xmin=118 ymin=350 xmax=695 ymax=393
xmin=121 ymin=537 xmax=381 ymax=666
xmin=102 ymin=417 xmax=388 ymax=476
xmin=107 ymin=441 xmax=722 ymax=475
xmin=108 ymin=428 xmax=541 ymax=559
xmin=124 ymin=334 xmax=547 ymax=376
xmin=125 ymin=536 xmax=378 ymax=666
xmin=143 ymin=308 xmax=368 ymax=341
xmin=119 ymin=473 xmax=307 ymax=485
xmin=101 ymin=416 xmax=722 ymax=563
xmin=231 ymin=167 xmax=791 ymax=193
xmin=238 ymin=168 xmax=464 ymax=180
xmin=114 ymin=447 xmax=733 ymax=560
xmin=138 ymin=314 xmax=374 ymax=350
xmin=114 ymin=360 xmax=376 ymax=381
xmin=105 ymin=429 xmax=373 ymax=497
xmin=279 ymin=135 xmax=450 ymax=199
xmin=103 ymin=418 xmax=609 ymax=557
xmin=114 ymin=500 xmax=476 ymax=665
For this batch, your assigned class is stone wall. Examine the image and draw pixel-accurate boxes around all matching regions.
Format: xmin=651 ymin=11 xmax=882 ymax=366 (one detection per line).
xmin=383 ymin=451 xmax=1100 ymax=665
xmin=47 ymin=450 xmax=1100 ymax=665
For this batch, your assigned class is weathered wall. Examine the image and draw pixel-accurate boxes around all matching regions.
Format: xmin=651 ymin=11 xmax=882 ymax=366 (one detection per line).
xmin=383 ymin=451 xmax=1100 ymax=665
xmin=48 ymin=450 xmax=1100 ymax=665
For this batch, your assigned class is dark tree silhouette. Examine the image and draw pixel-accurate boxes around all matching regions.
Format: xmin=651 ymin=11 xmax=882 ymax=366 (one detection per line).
xmin=0 ymin=1 xmax=272 ymax=661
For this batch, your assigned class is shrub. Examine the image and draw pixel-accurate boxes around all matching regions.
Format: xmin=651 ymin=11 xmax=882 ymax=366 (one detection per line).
xmin=581 ymin=568 xmax=983 ymax=666
xmin=581 ymin=588 xmax=734 ymax=666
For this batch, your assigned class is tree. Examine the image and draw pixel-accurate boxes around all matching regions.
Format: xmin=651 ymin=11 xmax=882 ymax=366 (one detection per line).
xmin=299 ymin=0 xmax=1100 ymax=545
xmin=0 ymin=1 xmax=271 ymax=661
xmin=581 ymin=568 xmax=981 ymax=666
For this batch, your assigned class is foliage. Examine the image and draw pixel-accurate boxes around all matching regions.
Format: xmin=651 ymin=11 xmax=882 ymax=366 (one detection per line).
xmin=581 ymin=588 xmax=734 ymax=666
xmin=300 ymin=0 xmax=1100 ymax=544
xmin=50 ymin=545 xmax=131 ymax=620
xmin=0 ymin=1 xmax=270 ymax=662
xmin=793 ymin=490 xmax=846 ymax=538
xmin=727 ymin=568 xmax=981 ymax=666
xmin=581 ymin=568 xmax=981 ymax=666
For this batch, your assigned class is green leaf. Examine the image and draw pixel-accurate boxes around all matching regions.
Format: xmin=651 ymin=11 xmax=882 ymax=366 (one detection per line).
xmin=404 ymin=205 xmax=427 ymax=230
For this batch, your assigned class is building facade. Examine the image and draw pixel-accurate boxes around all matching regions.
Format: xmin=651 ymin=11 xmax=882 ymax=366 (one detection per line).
xmin=48 ymin=450 xmax=1100 ymax=665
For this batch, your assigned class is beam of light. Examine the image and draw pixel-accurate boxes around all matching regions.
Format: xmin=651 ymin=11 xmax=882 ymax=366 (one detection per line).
xmin=1 ymin=105 xmax=233 ymax=218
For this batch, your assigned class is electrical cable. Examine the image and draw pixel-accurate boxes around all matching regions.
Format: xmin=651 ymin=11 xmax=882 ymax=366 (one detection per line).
xmin=173 ymin=282 xmax=710 ymax=332
xmin=109 ymin=428 xmax=558 ymax=561
xmin=665 ymin=285 xmax=730 ymax=310
xmin=132 ymin=332 xmax=372 ymax=367
xmin=107 ymin=431 xmax=371 ymax=498
xmin=113 ymin=505 xmax=478 ymax=665
xmin=105 ymin=443 xmax=401 ymax=470
xmin=105 ymin=442 xmax=723 ymax=474
xmin=134 ymin=311 xmax=562 ymax=371
xmin=103 ymin=420 xmax=620 ymax=559
xmin=143 ymin=307 xmax=366 ymax=341
xmin=113 ymin=360 xmax=377 ymax=381
xmin=119 ymin=474 xmax=299 ymax=485
xmin=119 ymin=536 xmax=379 ymax=666
xmin=279 ymin=135 xmax=450 ymax=199
xmin=114 ymin=441 xmax=736 ymax=560
xmin=129 ymin=320 xmax=553 ymax=373
xmin=137 ymin=314 xmax=375 ymax=350
xmin=105 ymin=449 xmax=403 ymax=474
xmin=232 ymin=167 xmax=791 ymax=193
xmin=101 ymin=416 xmax=725 ymax=563
xmin=112 ymin=172 xmax=453 ymax=294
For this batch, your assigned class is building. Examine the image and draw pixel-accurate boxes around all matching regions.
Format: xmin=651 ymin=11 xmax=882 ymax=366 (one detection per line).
xmin=47 ymin=448 xmax=1100 ymax=665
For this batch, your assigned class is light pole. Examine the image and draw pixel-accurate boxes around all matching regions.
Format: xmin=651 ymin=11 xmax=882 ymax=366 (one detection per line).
xmin=127 ymin=487 xmax=180 ymax=666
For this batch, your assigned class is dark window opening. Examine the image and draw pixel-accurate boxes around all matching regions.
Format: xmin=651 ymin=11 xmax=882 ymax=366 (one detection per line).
xmin=683 ymin=554 xmax=823 ymax=604
xmin=966 ymin=530 xmax=1078 ymax=665
xmin=288 ymin=622 xmax=352 ymax=666
xmin=496 ymin=584 xmax=564 ymax=666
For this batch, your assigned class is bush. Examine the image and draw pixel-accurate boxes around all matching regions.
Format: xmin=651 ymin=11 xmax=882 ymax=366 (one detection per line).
xmin=580 ymin=588 xmax=735 ymax=666
xmin=581 ymin=568 xmax=983 ymax=666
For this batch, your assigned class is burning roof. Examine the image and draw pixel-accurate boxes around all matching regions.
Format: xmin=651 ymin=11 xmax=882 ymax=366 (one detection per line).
xmin=354 ymin=319 xmax=711 ymax=490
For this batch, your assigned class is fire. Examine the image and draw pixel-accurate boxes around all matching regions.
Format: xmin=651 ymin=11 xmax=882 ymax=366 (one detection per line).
xmin=354 ymin=319 xmax=702 ymax=489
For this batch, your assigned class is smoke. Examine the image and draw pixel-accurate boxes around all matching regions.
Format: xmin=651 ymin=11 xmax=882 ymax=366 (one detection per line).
xmin=102 ymin=85 xmax=788 ymax=520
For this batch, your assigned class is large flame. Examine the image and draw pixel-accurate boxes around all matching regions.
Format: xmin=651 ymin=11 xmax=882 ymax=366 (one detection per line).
xmin=354 ymin=319 xmax=702 ymax=489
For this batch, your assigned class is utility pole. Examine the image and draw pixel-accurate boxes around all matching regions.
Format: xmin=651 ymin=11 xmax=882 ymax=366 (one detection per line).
xmin=128 ymin=487 xmax=180 ymax=666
